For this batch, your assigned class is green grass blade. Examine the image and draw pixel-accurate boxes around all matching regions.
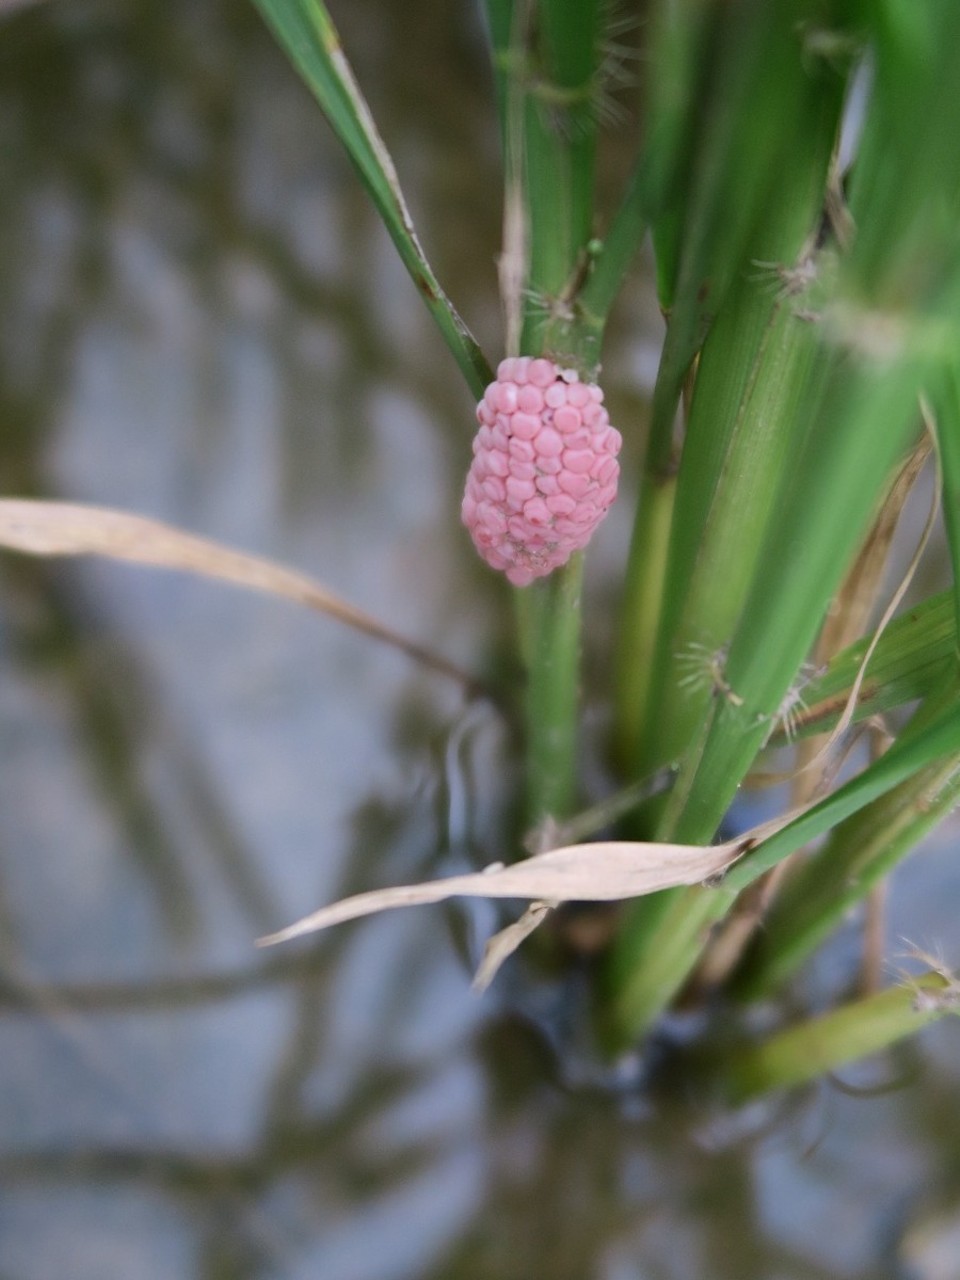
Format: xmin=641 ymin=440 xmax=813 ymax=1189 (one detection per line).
xmin=728 ymin=694 xmax=960 ymax=890
xmin=655 ymin=0 xmax=960 ymax=804
xmin=844 ymin=2 xmax=960 ymax=329
xmin=643 ymin=0 xmax=855 ymax=464
xmin=637 ymin=257 xmax=829 ymax=774
xmin=615 ymin=1 xmax=854 ymax=769
xmin=603 ymin=0 xmax=960 ymax=1047
xmin=599 ymin=691 xmax=960 ymax=1045
xmin=780 ymin=590 xmax=957 ymax=741
xmin=577 ymin=155 xmax=652 ymax=339
xmin=251 ymin=0 xmax=492 ymax=398
xmin=736 ymin=751 xmax=960 ymax=999
xmin=933 ymin=363 xmax=960 ymax=643
xmin=575 ymin=0 xmax=707 ymax=338
xmin=652 ymin=374 xmax=919 ymax=848
xmin=723 ymin=971 xmax=960 ymax=1104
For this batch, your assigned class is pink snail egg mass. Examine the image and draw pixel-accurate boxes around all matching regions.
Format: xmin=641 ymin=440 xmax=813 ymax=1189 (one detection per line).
xmin=462 ymin=359 xmax=621 ymax=585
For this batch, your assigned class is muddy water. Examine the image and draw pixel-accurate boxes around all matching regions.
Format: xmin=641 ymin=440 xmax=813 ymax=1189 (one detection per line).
xmin=1 ymin=2 xmax=958 ymax=1277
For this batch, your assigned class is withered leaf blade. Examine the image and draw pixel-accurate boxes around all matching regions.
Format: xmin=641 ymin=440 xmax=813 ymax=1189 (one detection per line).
xmin=472 ymin=900 xmax=554 ymax=993
xmin=0 ymin=499 xmax=478 ymax=690
xmin=256 ymin=838 xmax=744 ymax=948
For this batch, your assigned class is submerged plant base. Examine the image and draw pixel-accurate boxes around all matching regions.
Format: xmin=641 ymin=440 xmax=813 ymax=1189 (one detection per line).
xmin=461 ymin=357 xmax=621 ymax=586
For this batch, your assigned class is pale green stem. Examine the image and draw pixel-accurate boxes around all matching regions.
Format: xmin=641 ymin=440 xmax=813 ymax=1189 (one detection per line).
xmin=723 ymin=971 xmax=959 ymax=1103
xmin=517 ymin=555 xmax=584 ymax=825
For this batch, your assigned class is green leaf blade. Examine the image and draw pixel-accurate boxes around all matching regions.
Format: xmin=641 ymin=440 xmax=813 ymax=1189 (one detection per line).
xmin=252 ymin=0 xmax=492 ymax=397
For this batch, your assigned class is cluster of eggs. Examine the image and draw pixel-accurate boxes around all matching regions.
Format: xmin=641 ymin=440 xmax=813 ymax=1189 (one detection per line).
xmin=461 ymin=357 xmax=622 ymax=586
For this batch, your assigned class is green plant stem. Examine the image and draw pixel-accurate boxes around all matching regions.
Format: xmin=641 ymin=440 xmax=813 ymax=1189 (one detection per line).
xmin=519 ymin=2 xmax=601 ymax=365
xmin=934 ymin=362 xmax=960 ymax=644
xmin=722 ymin=971 xmax=959 ymax=1104
xmin=578 ymin=155 xmax=652 ymax=338
xmin=516 ymin=556 xmax=584 ymax=825
xmin=613 ymin=469 xmax=675 ymax=772
xmin=482 ymin=0 xmax=514 ymax=141
xmin=538 ymin=0 xmax=599 ymax=250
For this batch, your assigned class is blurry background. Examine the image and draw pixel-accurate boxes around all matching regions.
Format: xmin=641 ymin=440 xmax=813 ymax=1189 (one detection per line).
xmin=0 ymin=1 xmax=958 ymax=1276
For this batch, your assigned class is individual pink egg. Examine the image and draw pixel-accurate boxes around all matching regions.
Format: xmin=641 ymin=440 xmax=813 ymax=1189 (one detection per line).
xmin=528 ymin=358 xmax=556 ymax=388
xmin=557 ymin=470 xmax=592 ymax=500
xmin=509 ymin=437 xmax=536 ymax=463
xmin=545 ymin=493 xmax=577 ymax=516
xmin=486 ymin=450 xmax=509 ymax=478
xmin=561 ymin=449 xmax=595 ymax=475
xmin=523 ymin=496 xmax=551 ymax=525
xmin=508 ymin=459 xmax=537 ymax=482
xmin=553 ymin=406 xmax=582 ymax=433
xmin=495 ymin=381 xmax=519 ymax=414
xmin=534 ymin=426 xmax=563 ymax=457
xmin=510 ymin=412 xmax=540 ymax=441
xmin=505 ymin=475 xmax=536 ymax=504
xmin=517 ymin=385 xmax=544 ymax=414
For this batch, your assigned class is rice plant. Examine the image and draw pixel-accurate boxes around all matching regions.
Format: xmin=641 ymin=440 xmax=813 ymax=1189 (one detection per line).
xmin=4 ymin=0 xmax=960 ymax=1099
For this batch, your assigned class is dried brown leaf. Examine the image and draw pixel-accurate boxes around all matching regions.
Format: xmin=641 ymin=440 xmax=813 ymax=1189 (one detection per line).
xmin=472 ymin=900 xmax=554 ymax=992
xmin=0 ymin=499 xmax=479 ymax=690
xmin=256 ymin=837 xmax=749 ymax=948
xmin=818 ymin=431 xmax=932 ymax=661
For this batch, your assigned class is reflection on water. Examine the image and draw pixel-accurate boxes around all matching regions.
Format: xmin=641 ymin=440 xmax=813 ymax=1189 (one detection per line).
xmin=0 ymin=1 xmax=958 ymax=1277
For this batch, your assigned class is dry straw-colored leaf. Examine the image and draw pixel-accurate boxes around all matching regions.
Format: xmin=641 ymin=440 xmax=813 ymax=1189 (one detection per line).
xmin=0 ymin=499 xmax=479 ymax=691
xmin=256 ymin=804 xmax=810 ymax=965
xmin=823 ymin=417 xmax=940 ymax=749
xmin=472 ymin=900 xmax=554 ymax=992
xmin=256 ymin=837 xmax=751 ymax=948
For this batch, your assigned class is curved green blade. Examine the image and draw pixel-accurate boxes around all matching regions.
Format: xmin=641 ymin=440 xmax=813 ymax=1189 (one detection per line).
xmin=252 ymin=0 xmax=492 ymax=398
